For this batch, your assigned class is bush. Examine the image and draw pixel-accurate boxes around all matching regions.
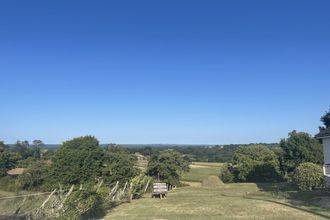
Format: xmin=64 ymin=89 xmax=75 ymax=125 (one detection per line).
xmin=219 ymin=164 xmax=235 ymax=183
xmin=292 ymin=162 xmax=324 ymax=191
xmin=232 ymin=145 xmax=282 ymax=182
xmin=16 ymin=161 xmax=51 ymax=190
xmin=62 ymin=186 xmax=105 ymax=219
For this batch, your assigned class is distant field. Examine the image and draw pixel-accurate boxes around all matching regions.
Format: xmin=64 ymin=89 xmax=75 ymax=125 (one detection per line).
xmin=181 ymin=162 xmax=223 ymax=182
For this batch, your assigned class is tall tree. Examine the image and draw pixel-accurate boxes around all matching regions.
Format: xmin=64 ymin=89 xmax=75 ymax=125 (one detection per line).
xmin=280 ymin=131 xmax=323 ymax=174
xmin=52 ymin=136 xmax=104 ymax=185
xmin=13 ymin=140 xmax=31 ymax=159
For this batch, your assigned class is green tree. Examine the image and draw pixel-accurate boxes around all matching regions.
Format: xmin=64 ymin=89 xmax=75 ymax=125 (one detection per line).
xmin=51 ymin=136 xmax=104 ymax=185
xmin=321 ymin=108 xmax=330 ymax=129
xmin=0 ymin=142 xmax=21 ymax=177
xmin=146 ymin=150 xmax=190 ymax=186
xmin=232 ymin=145 xmax=282 ymax=182
xmin=30 ymin=140 xmax=45 ymax=158
xmin=280 ymin=131 xmax=323 ymax=174
xmin=102 ymin=146 xmax=139 ymax=184
xmin=13 ymin=140 xmax=31 ymax=159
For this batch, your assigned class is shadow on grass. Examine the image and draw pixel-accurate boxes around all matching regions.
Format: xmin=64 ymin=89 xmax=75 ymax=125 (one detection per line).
xmin=255 ymin=182 xmax=330 ymax=219
xmin=220 ymin=190 xmax=330 ymax=219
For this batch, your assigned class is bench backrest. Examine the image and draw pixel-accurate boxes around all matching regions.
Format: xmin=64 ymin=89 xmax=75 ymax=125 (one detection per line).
xmin=153 ymin=183 xmax=168 ymax=193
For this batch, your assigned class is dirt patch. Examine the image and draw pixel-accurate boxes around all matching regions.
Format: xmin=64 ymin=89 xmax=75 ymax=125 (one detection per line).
xmin=201 ymin=176 xmax=225 ymax=188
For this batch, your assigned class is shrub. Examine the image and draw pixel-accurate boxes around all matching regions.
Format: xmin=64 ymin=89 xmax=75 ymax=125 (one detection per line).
xmin=292 ymin=162 xmax=324 ymax=191
xmin=16 ymin=161 xmax=51 ymax=190
xmin=233 ymin=145 xmax=282 ymax=182
xmin=219 ymin=164 xmax=235 ymax=183
xmin=62 ymin=186 xmax=105 ymax=219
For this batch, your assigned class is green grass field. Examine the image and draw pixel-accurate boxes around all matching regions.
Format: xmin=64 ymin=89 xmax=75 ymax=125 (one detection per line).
xmin=105 ymin=162 xmax=330 ymax=220
xmin=181 ymin=162 xmax=223 ymax=182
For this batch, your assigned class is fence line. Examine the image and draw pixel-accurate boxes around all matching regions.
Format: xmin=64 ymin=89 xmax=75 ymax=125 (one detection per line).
xmin=0 ymin=192 xmax=51 ymax=200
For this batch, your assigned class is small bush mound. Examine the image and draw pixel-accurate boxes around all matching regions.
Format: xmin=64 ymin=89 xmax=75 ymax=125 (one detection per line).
xmin=219 ymin=164 xmax=235 ymax=183
xmin=202 ymin=176 xmax=224 ymax=188
xmin=292 ymin=162 xmax=324 ymax=191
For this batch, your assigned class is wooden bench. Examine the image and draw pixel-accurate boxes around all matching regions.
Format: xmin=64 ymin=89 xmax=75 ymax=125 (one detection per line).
xmin=152 ymin=183 xmax=168 ymax=199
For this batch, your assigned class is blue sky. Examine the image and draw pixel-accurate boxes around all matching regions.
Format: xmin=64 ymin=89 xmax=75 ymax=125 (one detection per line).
xmin=0 ymin=1 xmax=329 ymax=144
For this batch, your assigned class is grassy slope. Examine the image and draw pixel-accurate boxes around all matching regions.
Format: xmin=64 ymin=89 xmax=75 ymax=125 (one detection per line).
xmin=105 ymin=162 xmax=330 ymax=220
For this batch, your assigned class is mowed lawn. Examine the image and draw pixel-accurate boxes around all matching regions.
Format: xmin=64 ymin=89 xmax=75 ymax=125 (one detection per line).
xmin=181 ymin=162 xmax=223 ymax=182
xmin=105 ymin=162 xmax=330 ymax=220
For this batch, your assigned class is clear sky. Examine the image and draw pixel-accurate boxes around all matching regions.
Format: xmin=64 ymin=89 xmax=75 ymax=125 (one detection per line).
xmin=0 ymin=1 xmax=329 ymax=144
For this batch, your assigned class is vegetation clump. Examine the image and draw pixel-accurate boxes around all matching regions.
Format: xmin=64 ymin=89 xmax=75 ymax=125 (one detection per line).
xmin=292 ymin=162 xmax=324 ymax=191
xmin=219 ymin=164 xmax=235 ymax=183
xmin=147 ymin=150 xmax=190 ymax=186
xmin=279 ymin=131 xmax=323 ymax=174
xmin=232 ymin=145 xmax=282 ymax=182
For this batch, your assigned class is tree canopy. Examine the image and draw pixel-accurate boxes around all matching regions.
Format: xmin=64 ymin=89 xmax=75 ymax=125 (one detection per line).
xmin=51 ymin=136 xmax=104 ymax=185
xmin=146 ymin=150 xmax=190 ymax=186
xmin=279 ymin=131 xmax=323 ymax=174
xmin=321 ymin=108 xmax=330 ymax=129
xmin=232 ymin=145 xmax=282 ymax=182
xmin=0 ymin=141 xmax=20 ymax=177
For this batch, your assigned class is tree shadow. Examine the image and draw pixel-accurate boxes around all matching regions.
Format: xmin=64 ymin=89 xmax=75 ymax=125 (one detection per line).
xmin=255 ymin=182 xmax=330 ymax=219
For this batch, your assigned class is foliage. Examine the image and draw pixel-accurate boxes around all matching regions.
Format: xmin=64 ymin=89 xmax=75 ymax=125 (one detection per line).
xmin=16 ymin=161 xmax=51 ymax=190
xmin=102 ymin=146 xmax=139 ymax=185
xmin=292 ymin=162 xmax=324 ymax=191
xmin=232 ymin=145 xmax=282 ymax=182
xmin=147 ymin=150 xmax=190 ymax=186
xmin=219 ymin=164 xmax=235 ymax=183
xmin=321 ymin=108 xmax=330 ymax=129
xmin=13 ymin=140 xmax=31 ymax=159
xmin=0 ymin=142 xmax=20 ymax=177
xmin=173 ymin=144 xmax=265 ymax=163
xmin=62 ymin=186 xmax=105 ymax=219
xmin=130 ymin=174 xmax=153 ymax=199
xmin=280 ymin=131 xmax=323 ymax=174
xmin=51 ymin=136 xmax=104 ymax=185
